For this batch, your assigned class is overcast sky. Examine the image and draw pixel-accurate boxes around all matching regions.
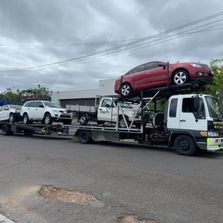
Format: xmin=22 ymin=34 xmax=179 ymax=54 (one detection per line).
xmin=0 ymin=0 xmax=223 ymax=92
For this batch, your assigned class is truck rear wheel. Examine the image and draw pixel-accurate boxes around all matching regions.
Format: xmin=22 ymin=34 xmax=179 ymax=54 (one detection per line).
xmin=2 ymin=124 xmax=12 ymax=136
xmin=79 ymin=131 xmax=91 ymax=144
xmin=174 ymin=135 xmax=197 ymax=156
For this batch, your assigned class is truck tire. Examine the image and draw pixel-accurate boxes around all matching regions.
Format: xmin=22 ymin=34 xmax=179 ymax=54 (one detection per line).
xmin=2 ymin=124 xmax=12 ymax=136
xmin=79 ymin=115 xmax=88 ymax=125
xmin=79 ymin=131 xmax=91 ymax=144
xmin=174 ymin=135 xmax=197 ymax=156
xmin=119 ymin=116 xmax=129 ymax=128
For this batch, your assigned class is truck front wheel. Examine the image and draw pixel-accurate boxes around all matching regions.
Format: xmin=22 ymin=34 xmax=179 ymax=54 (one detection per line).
xmin=174 ymin=135 xmax=197 ymax=156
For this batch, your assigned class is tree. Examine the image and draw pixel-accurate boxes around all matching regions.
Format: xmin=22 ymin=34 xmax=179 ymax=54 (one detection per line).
xmin=0 ymin=86 xmax=52 ymax=105
xmin=205 ymin=59 xmax=223 ymax=106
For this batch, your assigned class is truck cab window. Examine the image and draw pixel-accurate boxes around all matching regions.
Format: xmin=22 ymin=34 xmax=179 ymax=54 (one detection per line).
xmin=101 ymin=99 xmax=114 ymax=108
xmin=169 ymin=98 xmax=178 ymax=117
xmin=198 ymin=99 xmax=206 ymax=119
xmin=182 ymin=98 xmax=195 ymax=113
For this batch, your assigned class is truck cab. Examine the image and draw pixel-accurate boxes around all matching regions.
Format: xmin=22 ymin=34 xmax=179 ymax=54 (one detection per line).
xmin=166 ymin=94 xmax=223 ymax=152
xmin=97 ymin=97 xmax=140 ymax=127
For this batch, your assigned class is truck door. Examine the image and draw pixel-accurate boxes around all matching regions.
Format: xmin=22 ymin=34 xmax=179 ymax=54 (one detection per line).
xmin=97 ymin=98 xmax=117 ymax=122
xmin=179 ymin=97 xmax=207 ymax=131
xmin=167 ymin=98 xmax=180 ymax=129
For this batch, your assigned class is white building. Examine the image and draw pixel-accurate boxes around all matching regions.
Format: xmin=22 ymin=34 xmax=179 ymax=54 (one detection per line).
xmin=51 ymin=79 xmax=117 ymax=107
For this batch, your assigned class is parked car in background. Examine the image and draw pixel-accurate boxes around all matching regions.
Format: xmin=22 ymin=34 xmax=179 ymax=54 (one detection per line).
xmin=20 ymin=100 xmax=72 ymax=125
xmin=115 ymin=61 xmax=213 ymax=97
xmin=0 ymin=105 xmax=21 ymax=123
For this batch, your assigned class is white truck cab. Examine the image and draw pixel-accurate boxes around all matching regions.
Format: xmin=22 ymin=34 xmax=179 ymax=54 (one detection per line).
xmin=97 ymin=97 xmax=140 ymax=126
xmin=167 ymin=94 xmax=223 ymax=152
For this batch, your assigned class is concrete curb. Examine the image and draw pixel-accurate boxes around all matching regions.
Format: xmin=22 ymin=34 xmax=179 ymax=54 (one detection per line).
xmin=0 ymin=214 xmax=14 ymax=223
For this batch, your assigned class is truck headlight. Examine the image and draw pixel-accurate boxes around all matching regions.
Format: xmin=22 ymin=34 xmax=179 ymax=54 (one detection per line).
xmin=208 ymin=132 xmax=219 ymax=137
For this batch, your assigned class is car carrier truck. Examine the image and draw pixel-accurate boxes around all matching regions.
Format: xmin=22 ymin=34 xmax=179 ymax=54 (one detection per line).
xmin=73 ymin=88 xmax=223 ymax=156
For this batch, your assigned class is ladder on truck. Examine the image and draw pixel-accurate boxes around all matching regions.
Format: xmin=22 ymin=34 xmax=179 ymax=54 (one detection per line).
xmin=115 ymin=90 xmax=161 ymax=132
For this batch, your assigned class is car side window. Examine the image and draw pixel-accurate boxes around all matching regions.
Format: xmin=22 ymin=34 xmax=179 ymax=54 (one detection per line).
xmin=144 ymin=62 xmax=160 ymax=71
xmin=24 ymin=102 xmax=31 ymax=107
xmin=127 ymin=65 xmax=145 ymax=75
xmin=35 ymin=101 xmax=44 ymax=108
xmin=29 ymin=102 xmax=36 ymax=107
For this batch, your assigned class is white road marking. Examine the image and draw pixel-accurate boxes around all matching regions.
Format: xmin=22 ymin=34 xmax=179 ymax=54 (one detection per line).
xmin=0 ymin=214 xmax=14 ymax=223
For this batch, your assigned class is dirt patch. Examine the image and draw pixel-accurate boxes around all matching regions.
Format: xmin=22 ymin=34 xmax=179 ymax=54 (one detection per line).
xmin=118 ymin=215 xmax=157 ymax=223
xmin=39 ymin=185 xmax=97 ymax=205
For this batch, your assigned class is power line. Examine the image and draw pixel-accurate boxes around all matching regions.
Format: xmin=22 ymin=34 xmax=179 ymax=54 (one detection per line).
xmin=1 ymin=11 xmax=223 ymax=49
xmin=0 ymin=11 xmax=223 ymax=72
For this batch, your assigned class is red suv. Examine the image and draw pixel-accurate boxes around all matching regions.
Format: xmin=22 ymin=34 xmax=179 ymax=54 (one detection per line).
xmin=114 ymin=61 xmax=212 ymax=97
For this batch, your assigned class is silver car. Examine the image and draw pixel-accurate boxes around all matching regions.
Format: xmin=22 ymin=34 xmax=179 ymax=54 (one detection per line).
xmin=0 ymin=105 xmax=22 ymax=123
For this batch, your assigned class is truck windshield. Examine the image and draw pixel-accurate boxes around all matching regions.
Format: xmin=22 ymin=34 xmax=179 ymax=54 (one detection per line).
xmin=205 ymin=96 xmax=222 ymax=119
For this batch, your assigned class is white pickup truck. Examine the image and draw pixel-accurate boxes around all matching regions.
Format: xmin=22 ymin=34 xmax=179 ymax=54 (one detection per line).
xmin=66 ymin=97 xmax=141 ymax=127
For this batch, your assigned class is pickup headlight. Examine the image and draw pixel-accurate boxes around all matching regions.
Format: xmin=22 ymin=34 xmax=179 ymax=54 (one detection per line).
xmin=191 ymin=63 xmax=202 ymax=68
xmin=208 ymin=131 xmax=219 ymax=137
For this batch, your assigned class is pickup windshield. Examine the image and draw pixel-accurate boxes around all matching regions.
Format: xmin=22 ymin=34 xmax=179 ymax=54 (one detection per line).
xmin=205 ymin=96 xmax=222 ymax=119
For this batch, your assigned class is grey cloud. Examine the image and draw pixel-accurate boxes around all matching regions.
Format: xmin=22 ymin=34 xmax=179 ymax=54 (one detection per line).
xmin=0 ymin=0 xmax=222 ymax=92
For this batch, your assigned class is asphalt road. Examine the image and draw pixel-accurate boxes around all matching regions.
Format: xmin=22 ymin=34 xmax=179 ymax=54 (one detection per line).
xmin=0 ymin=135 xmax=223 ymax=223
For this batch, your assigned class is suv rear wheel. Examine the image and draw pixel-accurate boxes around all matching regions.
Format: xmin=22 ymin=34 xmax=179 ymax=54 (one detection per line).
xmin=23 ymin=113 xmax=30 ymax=124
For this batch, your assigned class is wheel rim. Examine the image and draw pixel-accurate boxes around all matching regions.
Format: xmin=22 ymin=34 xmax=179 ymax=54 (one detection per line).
xmin=174 ymin=71 xmax=187 ymax=85
xmin=80 ymin=116 xmax=86 ymax=124
xmin=9 ymin=114 xmax=14 ymax=122
xmin=23 ymin=116 xmax=28 ymax=124
xmin=119 ymin=118 xmax=126 ymax=128
xmin=179 ymin=139 xmax=190 ymax=152
xmin=121 ymin=84 xmax=131 ymax=96
xmin=45 ymin=116 xmax=50 ymax=124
